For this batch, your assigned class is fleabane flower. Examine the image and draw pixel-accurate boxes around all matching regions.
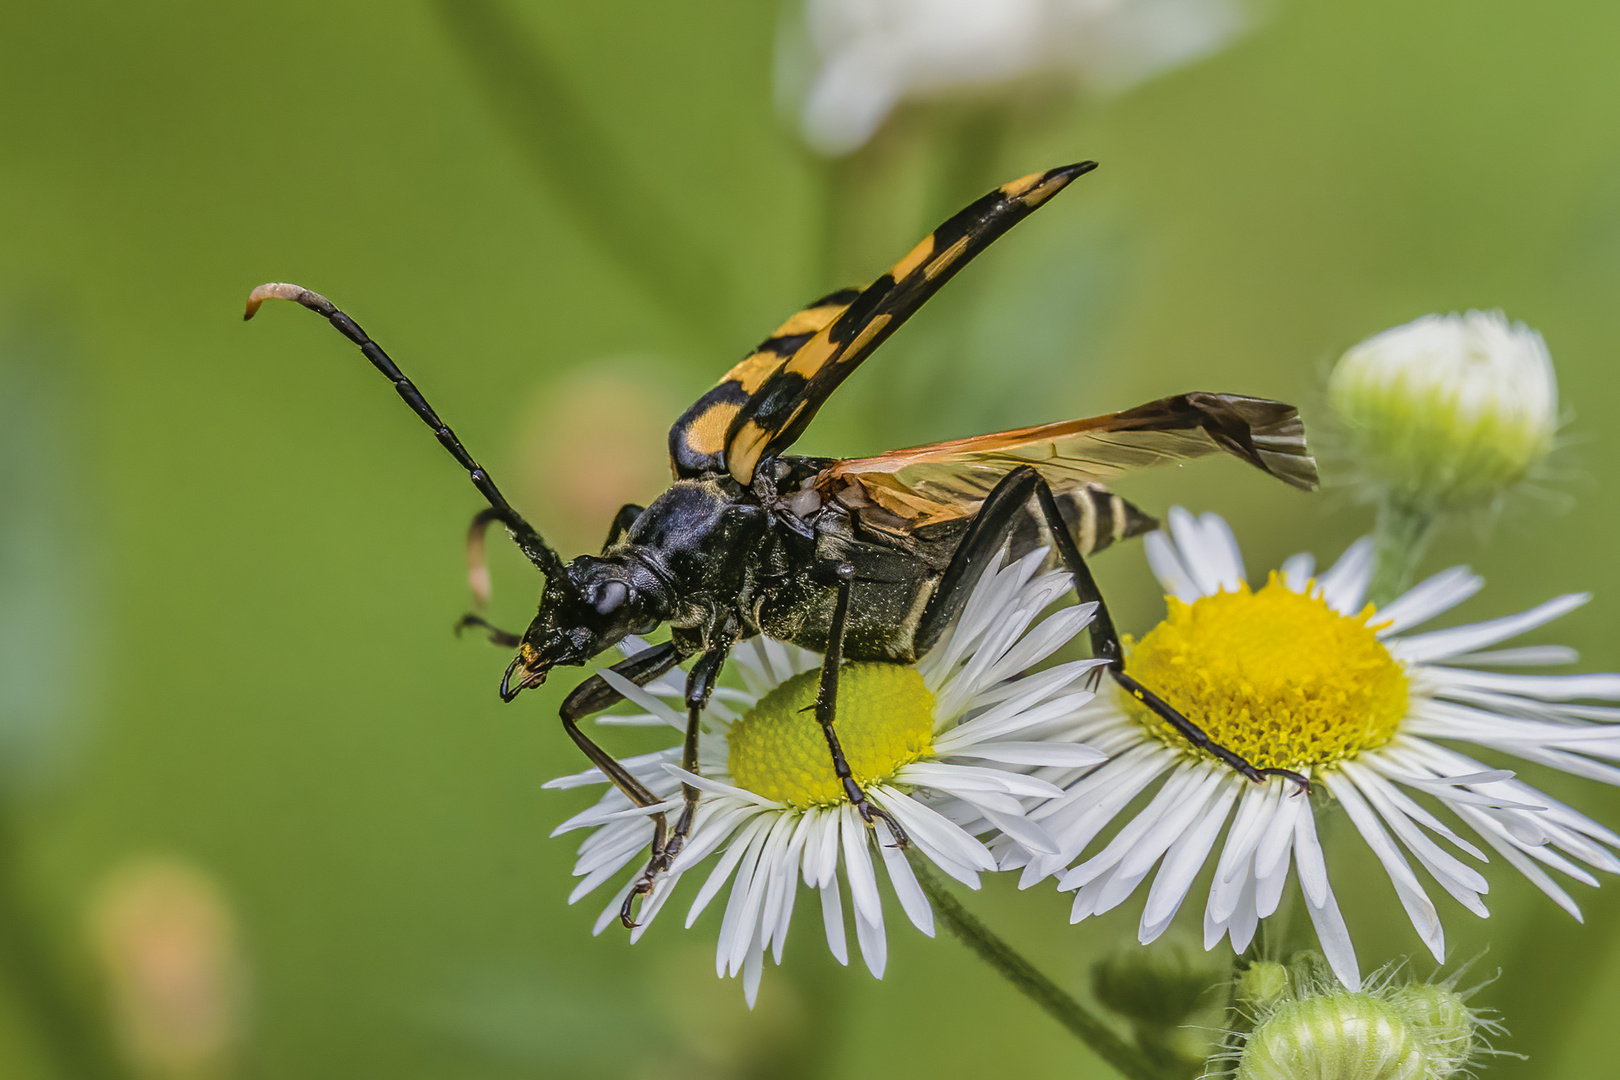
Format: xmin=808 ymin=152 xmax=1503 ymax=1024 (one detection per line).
xmin=784 ymin=0 xmax=1252 ymax=155
xmin=1329 ymin=310 xmax=1559 ymax=513
xmin=546 ymin=550 xmax=1106 ymax=1004
xmin=1011 ymin=508 xmax=1620 ymax=991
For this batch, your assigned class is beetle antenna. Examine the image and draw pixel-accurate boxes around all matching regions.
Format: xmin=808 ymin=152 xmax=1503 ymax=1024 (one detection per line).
xmin=245 ymin=282 xmax=565 ymax=580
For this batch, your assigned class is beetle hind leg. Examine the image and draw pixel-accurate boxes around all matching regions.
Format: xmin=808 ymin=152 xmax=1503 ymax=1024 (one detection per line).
xmin=919 ymin=466 xmax=1310 ymax=795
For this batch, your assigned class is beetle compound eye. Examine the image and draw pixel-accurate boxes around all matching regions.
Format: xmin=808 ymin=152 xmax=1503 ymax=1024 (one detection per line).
xmin=592 ymin=581 xmax=630 ymax=615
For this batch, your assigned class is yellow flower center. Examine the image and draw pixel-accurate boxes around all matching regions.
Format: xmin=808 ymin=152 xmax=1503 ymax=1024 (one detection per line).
xmin=727 ymin=664 xmax=936 ymax=809
xmin=1120 ymin=576 xmax=1409 ymax=771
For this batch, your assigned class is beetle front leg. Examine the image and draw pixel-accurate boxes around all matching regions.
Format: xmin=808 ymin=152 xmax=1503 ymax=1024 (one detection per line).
xmin=620 ymin=642 xmax=730 ymax=927
xmin=549 ymin=642 xmax=687 ymax=914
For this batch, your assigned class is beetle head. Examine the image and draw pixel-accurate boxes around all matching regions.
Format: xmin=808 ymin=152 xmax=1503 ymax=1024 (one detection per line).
xmin=500 ymin=556 xmax=667 ymax=701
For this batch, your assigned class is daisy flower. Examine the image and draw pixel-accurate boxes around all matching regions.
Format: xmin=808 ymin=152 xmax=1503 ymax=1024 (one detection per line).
xmin=1014 ymin=508 xmax=1620 ymax=991
xmin=545 ymin=549 xmax=1107 ymax=1004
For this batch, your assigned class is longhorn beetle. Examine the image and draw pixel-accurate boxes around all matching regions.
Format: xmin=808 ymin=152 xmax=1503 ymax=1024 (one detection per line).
xmin=245 ymin=162 xmax=1318 ymax=925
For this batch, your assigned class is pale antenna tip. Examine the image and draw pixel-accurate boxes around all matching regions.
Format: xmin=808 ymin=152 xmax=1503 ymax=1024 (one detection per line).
xmin=243 ymin=282 xmax=326 ymax=321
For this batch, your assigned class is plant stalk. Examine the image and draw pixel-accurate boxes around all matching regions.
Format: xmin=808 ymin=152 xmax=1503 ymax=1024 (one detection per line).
xmin=1365 ymin=499 xmax=1438 ymax=610
xmin=909 ymin=853 xmax=1168 ymax=1080
xmin=0 ymin=815 xmax=130 ymax=1080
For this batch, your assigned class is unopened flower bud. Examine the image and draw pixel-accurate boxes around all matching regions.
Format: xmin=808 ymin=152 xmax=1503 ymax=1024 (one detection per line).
xmin=1388 ymin=984 xmax=1474 ymax=1077
xmin=1329 ymin=310 xmax=1557 ymax=512
xmin=1239 ymin=993 xmax=1428 ymax=1080
xmin=1234 ymin=960 xmax=1291 ymax=1009
xmin=1233 ymin=963 xmax=1482 ymax=1080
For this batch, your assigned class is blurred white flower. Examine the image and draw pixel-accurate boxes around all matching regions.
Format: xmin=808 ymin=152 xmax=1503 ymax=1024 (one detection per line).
xmin=1329 ymin=310 xmax=1559 ymax=512
xmin=786 ymin=0 xmax=1253 ymax=155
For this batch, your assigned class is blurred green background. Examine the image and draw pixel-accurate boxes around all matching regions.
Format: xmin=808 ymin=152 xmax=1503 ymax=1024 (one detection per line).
xmin=2 ymin=1 xmax=1619 ymax=1076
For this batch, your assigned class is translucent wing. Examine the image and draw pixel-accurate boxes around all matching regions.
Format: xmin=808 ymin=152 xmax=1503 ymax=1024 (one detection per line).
xmin=721 ymin=162 xmax=1098 ymax=485
xmin=812 ymin=392 xmax=1318 ymax=528
xmin=668 ymin=288 xmax=859 ymax=477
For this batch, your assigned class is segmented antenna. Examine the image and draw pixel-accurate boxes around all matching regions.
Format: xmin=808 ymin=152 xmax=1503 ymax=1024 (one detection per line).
xmin=244 ymin=283 xmax=565 ymax=580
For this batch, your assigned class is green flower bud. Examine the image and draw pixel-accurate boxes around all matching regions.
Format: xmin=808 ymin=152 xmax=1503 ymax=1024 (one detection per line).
xmin=1234 ymin=960 xmax=1291 ymax=1010
xmin=1388 ymin=984 xmax=1474 ymax=1077
xmin=1328 ymin=310 xmax=1557 ymax=512
xmin=1239 ymin=994 xmax=1428 ymax=1080
xmin=1232 ymin=961 xmax=1484 ymax=1080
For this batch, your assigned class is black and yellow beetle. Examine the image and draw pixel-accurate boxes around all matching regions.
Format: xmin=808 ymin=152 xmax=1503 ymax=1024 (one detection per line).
xmin=246 ymin=162 xmax=1317 ymax=923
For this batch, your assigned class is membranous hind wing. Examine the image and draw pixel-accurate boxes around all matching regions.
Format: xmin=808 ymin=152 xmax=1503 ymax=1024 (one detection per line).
xmin=719 ymin=162 xmax=1099 ymax=486
xmin=668 ymin=289 xmax=860 ymax=477
xmin=811 ymin=392 xmax=1318 ymax=539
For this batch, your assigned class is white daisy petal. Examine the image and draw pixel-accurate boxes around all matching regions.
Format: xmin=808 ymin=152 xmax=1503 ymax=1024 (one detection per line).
xmin=1392 ymin=593 xmax=1590 ymax=663
xmin=598 ymin=667 xmax=688 ymax=730
xmin=687 ymin=815 xmax=774 ymax=928
xmin=742 ymin=927 xmax=766 ymax=1008
xmin=840 ymin=807 xmax=884 ymax=930
xmin=853 ymin=900 xmax=887 ymax=979
xmin=1138 ymin=775 xmax=1240 ymax=943
xmin=1146 ymin=529 xmax=1202 ymax=603
xmin=1325 ymin=775 xmax=1445 ymax=960
xmin=1225 ymin=873 xmax=1262 ymax=954
xmin=818 ymin=875 xmax=849 ymax=966
xmin=1316 ymin=536 xmax=1374 ymax=613
xmin=1373 ymin=567 xmax=1483 ymax=635
xmin=1452 ymin=803 xmax=1583 ymax=920
xmin=716 ymin=825 xmax=776 ymax=976
xmin=1199 ymin=511 xmax=1247 ymax=591
xmin=1060 ymin=764 xmax=1208 ymax=893
xmin=1429 ymin=668 xmax=1620 ymax=701
xmin=1167 ymin=507 xmax=1226 ymax=597
xmin=1446 ymin=645 xmax=1581 ymax=667
xmin=878 ymin=842 xmax=934 ymax=936
xmin=941 ymin=741 xmax=1107 ymax=767
xmin=1297 ymin=810 xmax=1361 ymax=991
xmin=1280 ymin=552 xmax=1315 ymax=593
xmin=1252 ymin=794 xmax=1302 ymax=920
xmin=870 ymin=790 xmax=993 ymax=881
xmin=1340 ymin=762 xmax=1489 ymax=914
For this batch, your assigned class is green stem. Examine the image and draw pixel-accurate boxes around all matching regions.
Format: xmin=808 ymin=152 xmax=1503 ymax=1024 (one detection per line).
xmin=909 ymin=854 xmax=1167 ymax=1080
xmin=1364 ymin=499 xmax=1438 ymax=609
xmin=433 ymin=0 xmax=729 ymax=348
xmin=0 ymin=815 xmax=131 ymax=1080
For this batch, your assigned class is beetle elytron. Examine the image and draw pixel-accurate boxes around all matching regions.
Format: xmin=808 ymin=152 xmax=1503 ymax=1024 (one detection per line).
xmin=246 ymin=162 xmax=1318 ymax=924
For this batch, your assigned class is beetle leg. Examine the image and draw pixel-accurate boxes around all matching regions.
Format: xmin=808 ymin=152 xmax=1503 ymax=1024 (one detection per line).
xmin=621 ymin=642 xmax=730 ymax=927
xmin=464 ymin=508 xmax=505 ymax=608
xmin=923 ymin=466 xmax=1309 ymax=794
xmin=561 ymin=640 xmax=685 ymax=720
xmin=810 ymin=562 xmax=910 ymax=848
xmin=454 ymin=613 xmax=521 ymax=648
xmin=601 ymin=503 xmax=645 ymax=553
xmin=549 ymin=642 xmax=688 ymax=912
